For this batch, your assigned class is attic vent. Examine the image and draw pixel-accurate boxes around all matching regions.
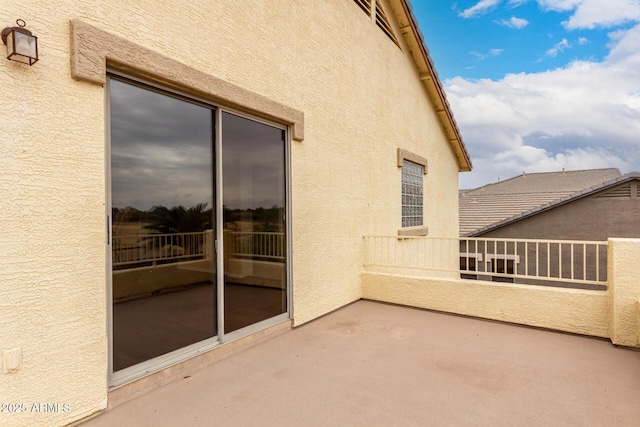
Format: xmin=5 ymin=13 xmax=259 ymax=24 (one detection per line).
xmin=353 ymin=0 xmax=372 ymax=16
xmin=375 ymin=0 xmax=399 ymax=47
xmin=596 ymin=183 xmax=632 ymax=199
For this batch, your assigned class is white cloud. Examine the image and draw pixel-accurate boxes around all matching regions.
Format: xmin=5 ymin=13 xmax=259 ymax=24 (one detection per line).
xmin=457 ymin=0 xmax=640 ymax=28
xmin=459 ymin=0 xmax=502 ymax=18
xmin=470 ymin=48 xmax=505 ymax=60
xmin=536 ymin=0 xmax=582 ymax=11
xmin=546 ymin=38 xmax=571 ymax=56
xmin=464 ymin=147 xmax=635 ymax=188
xmin=537 ymin=0 xmax=640 ymax=29
xmin=446 ymin=24 xmax=640 ymax=188
xmin=498 ymin=16 xmax=530 ymax=28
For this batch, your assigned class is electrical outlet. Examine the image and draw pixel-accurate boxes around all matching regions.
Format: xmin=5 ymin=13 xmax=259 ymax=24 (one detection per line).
xmin=3 ymin=347 xmax=22 ymax=374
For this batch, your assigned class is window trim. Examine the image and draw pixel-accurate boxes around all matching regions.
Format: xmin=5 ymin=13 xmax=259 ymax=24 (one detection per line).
xmin=397 ymin=148 xmax=428 ymax=173
xmin=397 ymin=148 xmax=428 ymax=236
xmin=70 ymin=19 xmax=304 ymax=141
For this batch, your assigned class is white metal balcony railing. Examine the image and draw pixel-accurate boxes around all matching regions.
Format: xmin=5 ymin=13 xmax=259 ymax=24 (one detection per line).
xmin=112 ymin=231 xmax=285 ymax=268
xmin=229 ymin=231 xmax=285 ymax=262
xmin=363 ymin=235 xmax=608 ymax=287
xmin=112 ymin=231 xmax=211 ymax=267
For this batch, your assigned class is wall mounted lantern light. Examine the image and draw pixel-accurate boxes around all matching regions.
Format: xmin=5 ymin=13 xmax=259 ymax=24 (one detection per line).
xmin=2 ymin=19 xmax=38 ymax=65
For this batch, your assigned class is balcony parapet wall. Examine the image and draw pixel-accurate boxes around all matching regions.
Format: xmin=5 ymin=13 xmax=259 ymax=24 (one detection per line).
xmin=362 ymin=273 xmax=611 ymax=338
xmin=363 ymin=238 xmax=640 ymax=347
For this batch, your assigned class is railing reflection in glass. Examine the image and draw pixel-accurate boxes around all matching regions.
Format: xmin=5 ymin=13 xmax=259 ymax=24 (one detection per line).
xmin=113 ymin=230 xmax=286 ymax=268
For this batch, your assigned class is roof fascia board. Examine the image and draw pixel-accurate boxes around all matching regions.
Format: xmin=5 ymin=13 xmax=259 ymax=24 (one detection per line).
xmin=390 ymin=0 xmax=472 ymax=172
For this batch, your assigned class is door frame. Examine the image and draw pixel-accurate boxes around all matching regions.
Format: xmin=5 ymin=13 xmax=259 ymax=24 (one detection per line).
xmin=105 ymin=71 xmax=292 ymax=388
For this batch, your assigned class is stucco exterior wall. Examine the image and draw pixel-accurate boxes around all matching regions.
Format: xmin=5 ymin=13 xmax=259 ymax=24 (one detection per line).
xmin=1 ymin=4 xmax=108 ymax=427
xmin=609 ymin=239 xmax=640 ymax=347
xmin=0 ymin=1 xmax=461 ymax=425
xmin=362 ymin=273 xmax=612 ymax=338
xmin=287 ymin=0 xmax=461 ymax=325
xmin=479 ymin=182 xmax=640 ymax=240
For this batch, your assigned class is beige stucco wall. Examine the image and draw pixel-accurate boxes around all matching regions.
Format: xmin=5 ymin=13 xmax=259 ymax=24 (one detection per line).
xmin=0 ymin=4 xmax=108 ymax=427
xmin=362 ymin=273 xmax=612 ymax=338
xmin=0 ymin=1 xmax=461 ymax=425
xmin=363 ymin=238 xmax=640 ymax=350
xmin=287 ymin=1 xmax=461 ymax=325
xmin=609 ymin=239 xmax=640 ymax=347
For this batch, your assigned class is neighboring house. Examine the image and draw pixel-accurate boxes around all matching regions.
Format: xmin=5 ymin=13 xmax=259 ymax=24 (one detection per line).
xmin=458 ymin=169 xmax=640 ymax=286
xmin=0 ymin=1 xmax=470 ymax=425
xmin=460 ymin=169 xmax=639 ymax=240
xmin=459 ymin=168 xmax=623 ymax=238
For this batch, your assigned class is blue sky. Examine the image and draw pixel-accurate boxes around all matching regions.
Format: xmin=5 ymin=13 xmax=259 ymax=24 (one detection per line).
xmin=411 ymin=0 xmax=640 ymax=188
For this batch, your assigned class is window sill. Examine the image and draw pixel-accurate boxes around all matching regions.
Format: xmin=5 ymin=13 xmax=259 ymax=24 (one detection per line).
xmin=397 ymin=226 xmax=429 ymax=237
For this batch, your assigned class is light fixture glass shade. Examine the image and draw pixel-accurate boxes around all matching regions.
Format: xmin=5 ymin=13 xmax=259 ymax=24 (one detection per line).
xmin=6 ymin=29 xmax=38 ymax=65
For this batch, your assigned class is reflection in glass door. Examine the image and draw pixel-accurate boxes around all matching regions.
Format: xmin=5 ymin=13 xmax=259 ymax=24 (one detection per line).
xmin=108 ymin=76 xmax=290 ymax=379
xmin=222 ymin=112 xmax=287 ymax=334
xmin=109 ymin=78 xmax=216 ymax=372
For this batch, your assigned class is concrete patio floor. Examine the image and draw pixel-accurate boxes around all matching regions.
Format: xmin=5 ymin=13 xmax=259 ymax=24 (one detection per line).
xmin=81 ymin=300 xmax=640 ymax=426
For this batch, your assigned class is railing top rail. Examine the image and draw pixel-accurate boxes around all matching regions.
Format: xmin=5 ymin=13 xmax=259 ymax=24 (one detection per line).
xmin=362 ymin=235 xmax=608 ymax=246
xmin=229 ymin=231 xmax=285 ymax=235
xmin=113 ymin=230 xmax=210 ymax=239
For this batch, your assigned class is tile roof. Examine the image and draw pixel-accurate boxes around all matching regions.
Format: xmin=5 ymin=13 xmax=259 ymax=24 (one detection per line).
xmin=459 ymin=168 xmax=622 ymax=236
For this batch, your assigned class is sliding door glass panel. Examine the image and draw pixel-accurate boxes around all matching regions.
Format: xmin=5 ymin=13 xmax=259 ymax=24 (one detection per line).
xmin=110 ymin=78 xmax=216 ymax=372
xmin=222 ymin=112 xmax=287 ymax=333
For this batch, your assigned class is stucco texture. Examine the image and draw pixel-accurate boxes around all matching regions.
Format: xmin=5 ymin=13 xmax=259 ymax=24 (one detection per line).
xmin=609 ymin=239 xmax=640 ymax=347
xmin=1 ymin=3 xmax=108 ymax=427
xmin=1 ymin=1 xmax=462 ymax=425
xmin=363 ymin=238 xmax=640 ymax=350
xmin=362 ymin=273 xmax=612 ymax=338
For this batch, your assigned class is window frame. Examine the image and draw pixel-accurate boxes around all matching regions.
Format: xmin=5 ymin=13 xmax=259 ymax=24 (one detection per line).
xmin=397 ymin=148 xmax=428 ymax=236
xmin=487 ymin=254 xmax=520 ymax=275
xmin=401 ymin=159 xmax=424 ymax=227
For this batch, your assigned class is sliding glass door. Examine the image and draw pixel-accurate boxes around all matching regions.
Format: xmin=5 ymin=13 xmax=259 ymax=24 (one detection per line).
xmin=109 ymin=78 xmax=217 ymax=372
xmin=222 ymin=112 xmax=287 ymax=334
xmin=108 ymin=76 xmax=288 ymax=382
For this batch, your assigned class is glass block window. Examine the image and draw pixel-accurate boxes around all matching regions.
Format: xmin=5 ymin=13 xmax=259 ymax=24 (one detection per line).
xmin=402 ymin=160 xmax=424 ymax=227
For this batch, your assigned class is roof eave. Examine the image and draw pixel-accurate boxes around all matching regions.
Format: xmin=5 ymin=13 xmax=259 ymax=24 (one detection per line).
xmin=393 ymin=0 xmax=472 ymax=172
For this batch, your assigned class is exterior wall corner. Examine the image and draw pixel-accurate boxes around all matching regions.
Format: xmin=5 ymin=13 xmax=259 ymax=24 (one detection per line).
xmin=608 ymin=238 xmax=640 ymax=347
